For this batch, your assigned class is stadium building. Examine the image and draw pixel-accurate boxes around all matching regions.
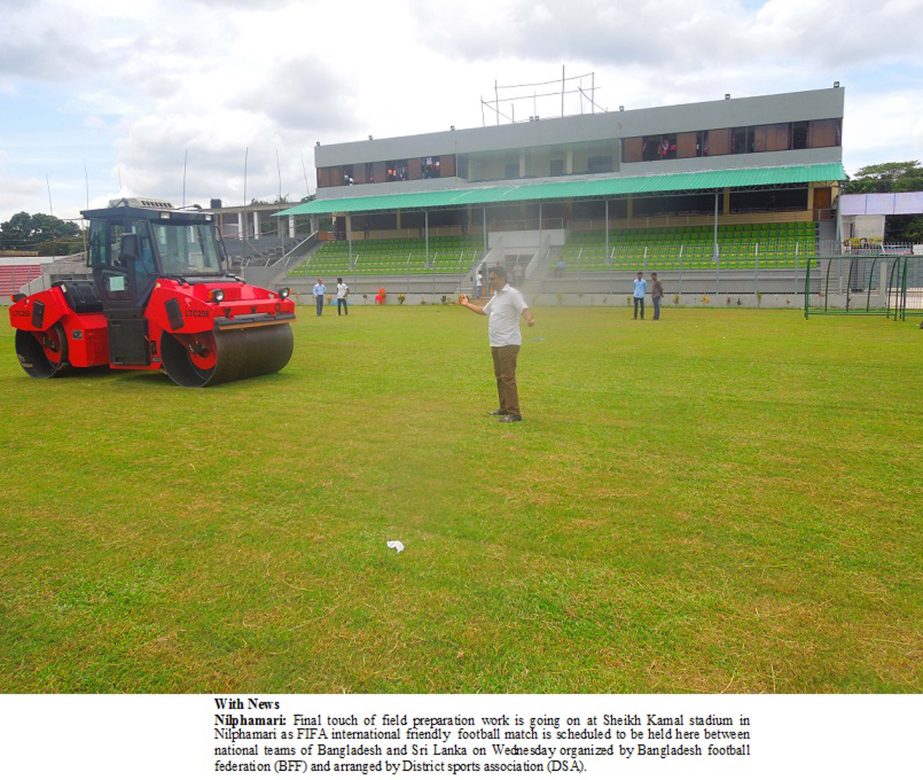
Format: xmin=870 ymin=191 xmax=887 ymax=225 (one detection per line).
xmin=277 ymin=86 xmax=846 ymax=303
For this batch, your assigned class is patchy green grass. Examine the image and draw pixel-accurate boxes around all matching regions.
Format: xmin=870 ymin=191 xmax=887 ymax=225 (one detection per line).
xmin=1 ymin=305 xmax=920 ymax=693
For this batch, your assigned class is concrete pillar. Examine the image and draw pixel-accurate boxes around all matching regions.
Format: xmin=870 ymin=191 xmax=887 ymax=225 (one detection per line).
xmin=723 ymin=188 xmax=731 ymax=215
xmin=253 ymin=210 xmax=261 ymax=240
xmin=237 ymin=212 xmax=245 ymax=240
xmin=566 ymin=149 xmax=574 ymax=175
xmin=519 ymin=151 xmax=526 ymax=178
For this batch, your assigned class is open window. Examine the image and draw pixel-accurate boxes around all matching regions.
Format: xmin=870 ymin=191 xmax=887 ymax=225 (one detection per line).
xmin=422 ymin=156 xmax=441 ymax=179
xmin=640 ymin=134 xmax=677 ymax=161
xmin=386 ymin=160 xmax=408 ymax=181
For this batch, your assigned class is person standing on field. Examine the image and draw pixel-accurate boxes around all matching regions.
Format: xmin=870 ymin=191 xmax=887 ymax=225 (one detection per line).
xmin=336 ymin=277 xmax=349 ymax=316
xmin=632 ymin=270 xmax=646 ymax=319
xmin=313 ymin=278 xmax=327 ymax=317
xmin=651 ymin=272 xmax=664 ymax=320
xmin=513 ymin=260 xmax=525 ymax=288
xmin=459 ymin=266 xmax=535 ymax=423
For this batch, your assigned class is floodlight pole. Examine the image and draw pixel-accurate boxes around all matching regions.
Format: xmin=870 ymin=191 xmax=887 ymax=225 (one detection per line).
xmin=243 ymin=147 xmax=248 ymax=209
xmin=495 ymin=80 xmax=500 ymax=126
xmin=713 ymin=190 xmax=720 ymax=293
xmin=182 ymin=150 xmax=187 ymax=209
xmin=803 ymin=257 xmax=811 ymax=319
xmin=561 ymin=65 xmax=565 ymax=118
xmin=538 ymin=202 xmax=543 ymax=269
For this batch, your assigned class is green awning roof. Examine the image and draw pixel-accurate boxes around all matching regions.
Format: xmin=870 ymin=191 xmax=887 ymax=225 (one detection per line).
xmin=276 ymin=163 xmax=845 ymax=216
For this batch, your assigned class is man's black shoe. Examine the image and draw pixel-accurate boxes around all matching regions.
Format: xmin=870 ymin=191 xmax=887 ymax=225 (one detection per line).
xmin=498 ymin=414 xmax=523 ymax=423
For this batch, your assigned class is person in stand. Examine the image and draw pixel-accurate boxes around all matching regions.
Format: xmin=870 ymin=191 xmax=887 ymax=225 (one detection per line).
xmin=651 ymin=272 xmax=664 ymax=320
xmin=313 ymin=278 xmax=327 ymax=317
xmin=474 ymin=269 xmax=483 ymax=299
xmin=458 ymin=266 xmax=535 ymax=423
xmin=632 ymin=270 xmax=646 ymax=320
xmin=512 ymin=260 xmax=525 ymax=288
xmin=336 ymin=277 xmax=349 ymax=316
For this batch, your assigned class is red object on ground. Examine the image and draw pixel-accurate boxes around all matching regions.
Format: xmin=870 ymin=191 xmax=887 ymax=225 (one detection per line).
xmin=10 ymin=277 xmax=295 ymax=386
xmin=8 ymin=199 xmax=296 ymax=387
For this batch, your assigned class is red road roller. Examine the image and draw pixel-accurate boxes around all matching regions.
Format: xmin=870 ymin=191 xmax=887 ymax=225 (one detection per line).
xmin=8 ymin=198 xmax=295 ymax=387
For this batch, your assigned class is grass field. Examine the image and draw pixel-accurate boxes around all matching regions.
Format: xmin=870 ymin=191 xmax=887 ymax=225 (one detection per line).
xmin=1 ymin=305 xmax=920 ymax=694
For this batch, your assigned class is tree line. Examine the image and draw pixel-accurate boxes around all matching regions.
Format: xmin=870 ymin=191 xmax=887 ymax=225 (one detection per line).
xmin=843 ymin=161 xmax=923 ymax=244
xmin=0 ymin=212 xmax=84 ymax=256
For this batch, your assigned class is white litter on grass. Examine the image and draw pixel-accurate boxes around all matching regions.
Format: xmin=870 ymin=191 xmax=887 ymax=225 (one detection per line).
xmin=387 ymin=540 xmax=405 ymax=553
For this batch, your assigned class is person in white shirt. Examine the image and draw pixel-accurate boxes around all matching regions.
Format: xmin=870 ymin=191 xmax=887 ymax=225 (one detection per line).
xmin=336 ymin=277 xmax=349 ymax=316
xmin=312 ymin=279 xmax=327 ymax=317
xmin=459 ymin=266 xmax=535 ymax=423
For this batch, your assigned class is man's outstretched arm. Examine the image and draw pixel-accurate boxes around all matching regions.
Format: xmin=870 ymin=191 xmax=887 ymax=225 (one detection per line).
xmin=458 ymin=294 xmax=486 ymax=315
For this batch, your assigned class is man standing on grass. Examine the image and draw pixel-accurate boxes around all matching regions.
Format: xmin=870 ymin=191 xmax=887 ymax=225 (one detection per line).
xmin=459 ymin=266 xmax=535 ymax=423
xmin=336 ymin=277 xmax=349 ymax=316
xmin=633 ymin=270 xmax=646 ymax=319
xmin=651 ymin=272 xmax=664 ymax=320
xmin=313 ymin=278 xmax=327 ymax=317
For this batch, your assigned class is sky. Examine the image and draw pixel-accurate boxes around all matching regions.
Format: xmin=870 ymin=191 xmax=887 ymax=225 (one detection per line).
xmin=1 ymin=0 xmax=922 ymax=224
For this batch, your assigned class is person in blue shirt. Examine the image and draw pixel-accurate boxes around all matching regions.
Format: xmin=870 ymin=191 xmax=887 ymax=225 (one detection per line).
xmin=633 ymin=271 xmax=646 ymax=319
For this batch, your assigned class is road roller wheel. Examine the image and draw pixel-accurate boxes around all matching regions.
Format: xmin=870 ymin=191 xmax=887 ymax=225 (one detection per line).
xmin=15 ymin=324 xmax=69 ymax=378
xmin=160 ymin=324 xmax=293 ymax=387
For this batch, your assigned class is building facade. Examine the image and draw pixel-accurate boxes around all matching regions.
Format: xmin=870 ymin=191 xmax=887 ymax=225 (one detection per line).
xmin=313 ymin=87 xmax=843 ymax=201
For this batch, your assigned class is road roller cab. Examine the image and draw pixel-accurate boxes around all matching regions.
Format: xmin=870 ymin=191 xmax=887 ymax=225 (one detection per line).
xmin=9 ymin=197 xmax=295 ymax=386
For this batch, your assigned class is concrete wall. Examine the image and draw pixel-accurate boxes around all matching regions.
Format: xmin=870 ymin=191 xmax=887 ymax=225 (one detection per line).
xmin=843 ymin=215 xmax=886 ymax=242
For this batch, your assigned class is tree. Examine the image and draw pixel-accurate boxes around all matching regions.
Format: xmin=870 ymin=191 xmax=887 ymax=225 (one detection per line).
xmin=843 ymin=161 xmax=923 ymax=194
xmin=843 ymin=162 xmax=923 ymax=244
xmin=885 ymin=214 xmax=923 ymax=244
xmin=0 ymin=212 xmax=81 ymax=253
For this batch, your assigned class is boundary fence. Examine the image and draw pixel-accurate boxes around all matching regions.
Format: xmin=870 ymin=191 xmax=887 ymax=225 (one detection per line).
xmin=804 ymin=255 xmax=923 ymax=320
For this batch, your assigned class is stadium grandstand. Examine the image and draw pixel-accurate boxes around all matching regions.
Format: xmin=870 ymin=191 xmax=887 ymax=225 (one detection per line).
xmin=274 ymin=85 xmax=854 ymax=305
xmin=0 ymin=256 xmax=58 ymax=299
